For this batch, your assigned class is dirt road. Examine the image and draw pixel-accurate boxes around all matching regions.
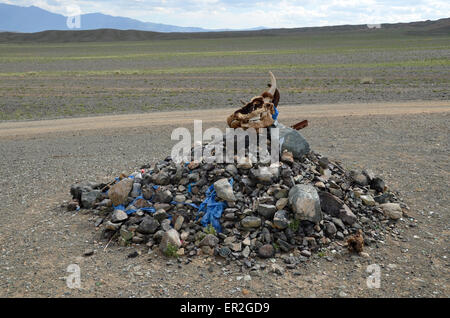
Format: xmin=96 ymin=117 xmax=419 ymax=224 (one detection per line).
xmin=0 ymin=101 xmax=448 ymax=297
xmin=1 ymin=100 xmax=449 ymax=139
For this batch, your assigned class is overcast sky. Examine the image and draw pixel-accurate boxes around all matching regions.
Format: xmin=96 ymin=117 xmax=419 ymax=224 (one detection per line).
xmin=2 ymin=0 xmax=449 ymax=29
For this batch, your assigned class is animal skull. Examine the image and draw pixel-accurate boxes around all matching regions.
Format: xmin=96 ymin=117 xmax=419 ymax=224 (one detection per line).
xmin=227 ymin=71 xmax=280 ymax=130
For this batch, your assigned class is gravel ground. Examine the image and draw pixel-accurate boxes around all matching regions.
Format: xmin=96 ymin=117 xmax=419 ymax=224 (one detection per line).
xmin=0 ymin=105 xmax=448 ymax=297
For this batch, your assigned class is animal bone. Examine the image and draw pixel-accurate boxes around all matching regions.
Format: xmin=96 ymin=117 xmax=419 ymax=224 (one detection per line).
xmin=227 ymin=71 xmax=280 ymax=130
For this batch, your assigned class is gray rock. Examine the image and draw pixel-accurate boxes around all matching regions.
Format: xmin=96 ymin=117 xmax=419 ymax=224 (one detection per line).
xmin=219 ymin=247 xmax=231 ymax=258
xmin=271 ymin=263 xmax=284 ymax=275
xmin=289 ymin=184 xmax=322 ymax=223
xmin=130 ymin=183 xmax=141 ymax=198
xmin=174 ymin=194 xmax=186 ymax=203
xmin=241 ymin=216 xmax=262 ymax=228
xmin=380 ymin=203 xmax=402 ymax=220
xmin=159 ymin=229 xmax=182 ymax=253
xmin=141 ymin=185 xmax=155 ymax=200
xmin=324 ymin=222 xmax=337 ymax=237
xmin=104 ymin=220 xmax=121 ymax=230
xmin=160 ymin=219 xmax=172 ymax=231
xmin=276 ymin=197 xmax=289 ymax=210
xmin=137 ymin=216 xmax=160 ymax=234
xmin=236 ymin=157 xmax=252 ymax=169
xmin=339 ymin=204 xmax=357 ymax=225
xmin=361 ymin=195 xmax=376 ymax=206
xmin=257 ymin=204 xmax=277 ymax=219
xmin=111 ymin=209 xmax=128 ymax=223
xmin=258 ymin=244 xmax=275 ymax=258
xmin=174 ymin=215 xmax=184 ymax=231
xmin=214 ymin=178 xmax=236 ymax=202
xmin=331 ymin=217 xmax=345 ymax=231
xmin=371 ymin=177 xmax=385 ymax=192
xmin=154 ymin=189 xmax=173 ymax=203
xmin=81 ymin=190 xmax=101 ymax=209
xmin=273 ymin=210 xmax=289 ymax=230
xmin=154 ymin=209 xmax=169 ymax=222
xmin=349 ymin=170 xmax=368 ymax=186
xmin=199 ymin=234 xmax=219 ymax=247
xmin=251 ymin=166 xmax=279 ymax=184
xmin=153 ymin=170 xmax=170 ymax=185
xmin=225 ymin=164 xmax=238 ymax=176
xmin=277 ymin=123 xmax=310 ymax=159
xmin=242 ymin=246 xmax=251 ymax=258
xmin=300 ymin=250 xmax=311 ymax=257
xmin=318 ymin=191 xmax=343 ymax=217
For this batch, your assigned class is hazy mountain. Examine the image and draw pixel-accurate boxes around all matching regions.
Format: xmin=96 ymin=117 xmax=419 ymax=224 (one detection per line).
xmin=0 ymin=3 xmax=214 ymax=32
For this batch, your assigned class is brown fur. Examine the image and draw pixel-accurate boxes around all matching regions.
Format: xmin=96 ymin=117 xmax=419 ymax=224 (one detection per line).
xmin=346 ymin=229 xmax=364 ymax=253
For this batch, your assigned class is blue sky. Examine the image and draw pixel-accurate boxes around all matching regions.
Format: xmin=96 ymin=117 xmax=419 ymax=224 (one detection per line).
xmin=2 ymin=0 xmax=449 ymax=29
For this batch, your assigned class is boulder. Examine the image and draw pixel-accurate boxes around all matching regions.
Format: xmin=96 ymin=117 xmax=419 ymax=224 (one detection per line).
xmin=214 ymin=178 xmax=236 ymax=201
xmin=288 ymin=184 xmax=322 ymax=223
xmin=277 ymin=123 xmax=310 ymax=159
xmin=108 ymin=178 xmax=133 ymax=206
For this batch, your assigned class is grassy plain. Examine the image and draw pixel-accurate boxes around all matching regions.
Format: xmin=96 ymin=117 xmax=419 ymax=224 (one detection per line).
xmin=0 ymin=29 xmax=449 ymax=120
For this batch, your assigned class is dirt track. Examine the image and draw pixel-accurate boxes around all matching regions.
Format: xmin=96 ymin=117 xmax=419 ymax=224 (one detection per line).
xmin=1 ymin=101 xmax=449 ymax=139
xmin=0 ymin=101 xmax=449 ymax=298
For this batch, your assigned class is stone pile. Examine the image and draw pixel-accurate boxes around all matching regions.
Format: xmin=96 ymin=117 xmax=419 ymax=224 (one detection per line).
xmin=68 ymin=135 xmax=410 ymax=265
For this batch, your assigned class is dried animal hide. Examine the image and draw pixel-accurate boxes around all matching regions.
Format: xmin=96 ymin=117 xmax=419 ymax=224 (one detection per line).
xmin=227 ymin=71 xmax=280 ymax=130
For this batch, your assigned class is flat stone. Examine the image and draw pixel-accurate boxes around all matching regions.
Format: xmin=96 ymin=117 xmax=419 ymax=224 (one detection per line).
xmin=111 ymin=209 xmax=128 ymax=223
xmin=339 ymin=204 xmax=357 ymax=225
xmin=257 ymin=204 xmax=277 ymax=219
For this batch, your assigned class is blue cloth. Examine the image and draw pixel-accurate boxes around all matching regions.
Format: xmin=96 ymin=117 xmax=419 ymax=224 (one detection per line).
xmin=113 ymin=195 xmax=156 ymax=215
xmin=272 ymin=106 xmax=279 ymax=120
xmin=196 ymin=178 xmax=234 ymax=233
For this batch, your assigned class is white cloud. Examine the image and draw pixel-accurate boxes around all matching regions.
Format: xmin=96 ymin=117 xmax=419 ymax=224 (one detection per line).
xmin=2 ymin=0 xmax=449 ymax=29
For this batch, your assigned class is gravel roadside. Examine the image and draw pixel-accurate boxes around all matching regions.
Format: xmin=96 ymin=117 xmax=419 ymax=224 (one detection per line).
xmin=0 ymin=106 xmax=448 ymax=297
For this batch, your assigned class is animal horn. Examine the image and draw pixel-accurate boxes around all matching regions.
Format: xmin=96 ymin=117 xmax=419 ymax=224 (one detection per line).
xmin=267 ymin=71 xmax=277 ymax=96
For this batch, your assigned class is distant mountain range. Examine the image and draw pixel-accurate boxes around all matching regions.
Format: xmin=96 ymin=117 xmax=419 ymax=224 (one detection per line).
xmin=0 ymin=3 xmax=266 ymax=33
